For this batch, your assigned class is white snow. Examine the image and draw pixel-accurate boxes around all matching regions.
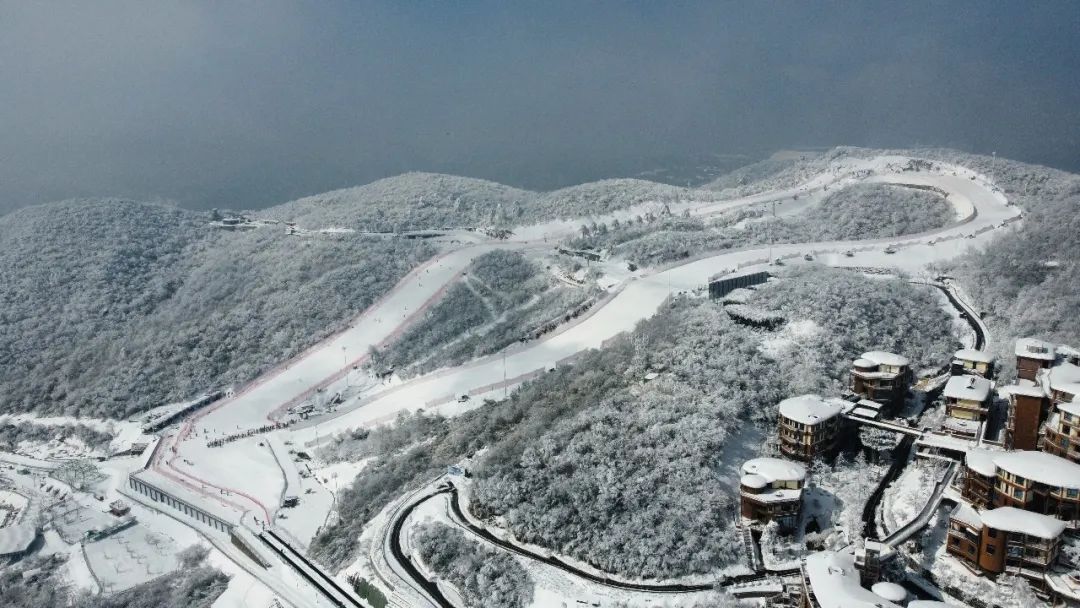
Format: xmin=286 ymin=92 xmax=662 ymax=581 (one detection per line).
xmin=1003 ymin=384 xmax=1046 ymax=399
xmin=949 ymin=503 xmax=982 ymax=530
xmin=1015 ymin=338 xmax=1057 ymax=360
xmin=979 ymin=507 xmax=1066 ymax=539
xmin=943 ymin=375 xmax=992 ymax=402
xmin=802 ymin=550 xmax=901 ymax=608
xmin=777 ymin=394 xmax=844 ymax=426
xmin=992 ymin=450 xmax=1080 ymax=489
xmin=871 ymin=581 xmax=908 ymax=602
xmin=741 ymin=457 xmax=807 ymax=483
xmin=954 ymin=349 xmax=994 ymax=364
xmin=963 ymin=448 xmax=998 ymax=477
xmin=111 ymin=154 xmax=1024 ymax=604
xmin=861 ymin=350 xmax=911 ymax=368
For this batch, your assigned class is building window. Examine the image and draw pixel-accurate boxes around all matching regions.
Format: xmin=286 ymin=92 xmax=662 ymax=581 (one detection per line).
xmin=1068 ymin=489 xmax=1079 ymax=498
xmin=986 ymin=544 xmax=996 ymax=555
xmin=988 ymin=529 xmax=998 ymax=538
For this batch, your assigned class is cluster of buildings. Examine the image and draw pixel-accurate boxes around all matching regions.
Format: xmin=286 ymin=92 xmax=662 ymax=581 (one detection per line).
xmin=743 ymin=340 xmax=1080 ymax=606
xmin=743 ymin=349 xmax=918 ymax=537
xmin=944 ymin=339 xmax=1080 ymax=602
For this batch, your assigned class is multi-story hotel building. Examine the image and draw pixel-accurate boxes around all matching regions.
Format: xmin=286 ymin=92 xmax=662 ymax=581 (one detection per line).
xmin=1005 ymin=384 xmax=1052 ymax=451
xmin=947 ymin=504 xmax=1065 ymax=583
xmin=941 ymin=374 xmax=993 ymax=439
xmin=777 ymin=395 xmax=846 ymax=462
xmin=849 ymin=351 xmax=912 ymax=416
xmin=739 ymin=457 xmax=806 ymax=531
xmin=952 ymin=348 xmax=995 ymax=379
xmin=1016 ymin=338 xmax=1057 ymax=381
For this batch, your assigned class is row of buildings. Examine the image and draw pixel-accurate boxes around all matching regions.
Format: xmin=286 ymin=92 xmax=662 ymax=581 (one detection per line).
xmin=943 ymin=339 xmax=1080 ymax=602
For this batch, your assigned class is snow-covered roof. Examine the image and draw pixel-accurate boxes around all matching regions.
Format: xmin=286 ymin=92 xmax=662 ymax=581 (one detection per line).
xmin=777 ymin=394 xmax=844 ymax=426
xmin=860 ymin=351 xmax=910 ymax=367
xmin=852 ymin=358 xmax=877 ymax=369
xmin=1060 ymin=345 xmax=1080 ymax=358
xmin=744 ymin=487 xmax=803 ymax=503
xmin=132 ymin=469 xmax=242 ymax=527
xmin=870 ymin=582 xmax=907 ymax=603
xmin=857 ymin=399 xmax=883 ymax=410
xmin=740 ymin=474 xmax=768 ymax=489
xmin=908 ymin=602 xmax=952 ymax=608
xmin=0 ymin=523 xmax=38 ymax=556
xmin=1058 ymin=401 xmax=1080 ymax=417
xmin=980 ymin=507 xmax=1066 ymax=539
xmin=954 ymin=348 xmax=994 ymax=364
xmin=943 ymin=375 xmax=992 ymax=402
xmin=1004 ymin=384 xmax=1046 ymax=399
xmin=993 ymin=450 xmax=1080 ymax=489
xmin=1016 ymin=338 xmax=1056 ymax=361
xmin=917 ymin=432 xmax=977 ymax=453
xmin=943 ymin=417 xmax=981 ymax=434
xmin=741 ymin=457 xmax=807 ymax=484
xmin=965 ymin=448 xmax=1000 ymax=477
xmin=1048 ymin=363 xmax=1080 ymax=396
xmin=949 ymin=502 xmax=982 ymax=530
xmin=852 ymin=407 xmax=879 ymax=419
xmin=802 ymin=551 xmax=901 ymax=608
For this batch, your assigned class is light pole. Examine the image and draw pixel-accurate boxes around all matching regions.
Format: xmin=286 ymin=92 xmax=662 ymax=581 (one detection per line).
xmin=342 ymin=346 xmax=348 ymax=387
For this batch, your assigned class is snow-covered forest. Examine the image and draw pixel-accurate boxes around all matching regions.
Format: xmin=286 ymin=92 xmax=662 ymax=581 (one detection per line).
xmin=946 ymin=155 xmax=1080 ymax=372
xmin=371 ymin=250 xmax=597 ymax=375
xmin=312 ymin=266 xmax=959 ymax=576
xmin=0 ymin=198 xmax=434 ymax=418
xmin=414 ymin=523 xmax=534 ymax=608
xmin=573 ymin=182 xmax=955 ymax=267
xmin=260 ymin=173 xmax=719 ymax=231
xmin=0 ymin=420 xmax=113 ymax=451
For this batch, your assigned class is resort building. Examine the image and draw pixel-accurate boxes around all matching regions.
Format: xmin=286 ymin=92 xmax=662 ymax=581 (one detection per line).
xmin=941 ymin=374 xmax=994 ymax=439
xmin=849 ymin=351 xmax=912 ymax=416
xmin=798 ymin=551 xmax=904 ymax=608
xmin=1004 ymin=384 xmax=1052 ymax=451
xmin=959 ymin=450 xmax=1080 ymax=523
xmin=952 ymin=348 xmax=995 ymax=379
xmin=1045 ymin=361 xmax=1080 ymax=405
xmin=961 ymin=449 xmax=1002 ymax=510
xmin=777 ymin=395 xmax=846 ymax=462
xmin=947 ymin=504 xmax=1065 ymax=583
xmin=1042 ymin=400 xmax=1080 ymax=464
xmin=1016 ymin=338 xmax=1057 ymax=382
xmin=739 ymin=457 xmax=806 ymax=531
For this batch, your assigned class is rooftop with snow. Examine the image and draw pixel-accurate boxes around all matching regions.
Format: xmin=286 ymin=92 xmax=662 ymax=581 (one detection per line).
xmin=942 ymin=374 xmax=993 ymax=402
xmin=777 ymin=394 xmax=845 ymax=425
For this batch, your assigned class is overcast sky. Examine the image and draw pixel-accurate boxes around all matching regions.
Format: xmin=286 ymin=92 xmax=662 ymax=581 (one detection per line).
xmin=1 ymin=1 xmax=1078 ymax=214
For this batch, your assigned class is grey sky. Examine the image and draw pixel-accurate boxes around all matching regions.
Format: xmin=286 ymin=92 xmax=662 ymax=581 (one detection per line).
xmin=1 ymin=1 xmax=1078 ymax=214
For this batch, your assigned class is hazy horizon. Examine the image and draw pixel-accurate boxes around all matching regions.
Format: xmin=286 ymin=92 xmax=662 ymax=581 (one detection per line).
xmin=2 ymin=1 xmax=1078 ymax=214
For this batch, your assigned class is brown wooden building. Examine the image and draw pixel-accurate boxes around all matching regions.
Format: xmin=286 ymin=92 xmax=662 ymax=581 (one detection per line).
xmin=953 ymin=348 xmax=995 ymax=379
xmin=1016 ymin=338 xmax=1057 ymax=382
xmin=739 ymin=457 xmax=806 ymax=531
xmin=777 ymin=395 xmax=845 ymax=462
xmin=1043 ymin=401 xmax=1080 ymax=464
xmin=942 ymin=374 xmax=993 ymax=439
xmin=947 ymin=505 xmax=1065 ymax=585
xmin=1004 ymin=384 xmax=1051 ymax=451
xmin=849 ymin=351 xmax=912 ymax=416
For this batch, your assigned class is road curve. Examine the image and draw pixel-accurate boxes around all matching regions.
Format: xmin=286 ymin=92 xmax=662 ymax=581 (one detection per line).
xmin=390 ymin=482 xmax=798 ymax=598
